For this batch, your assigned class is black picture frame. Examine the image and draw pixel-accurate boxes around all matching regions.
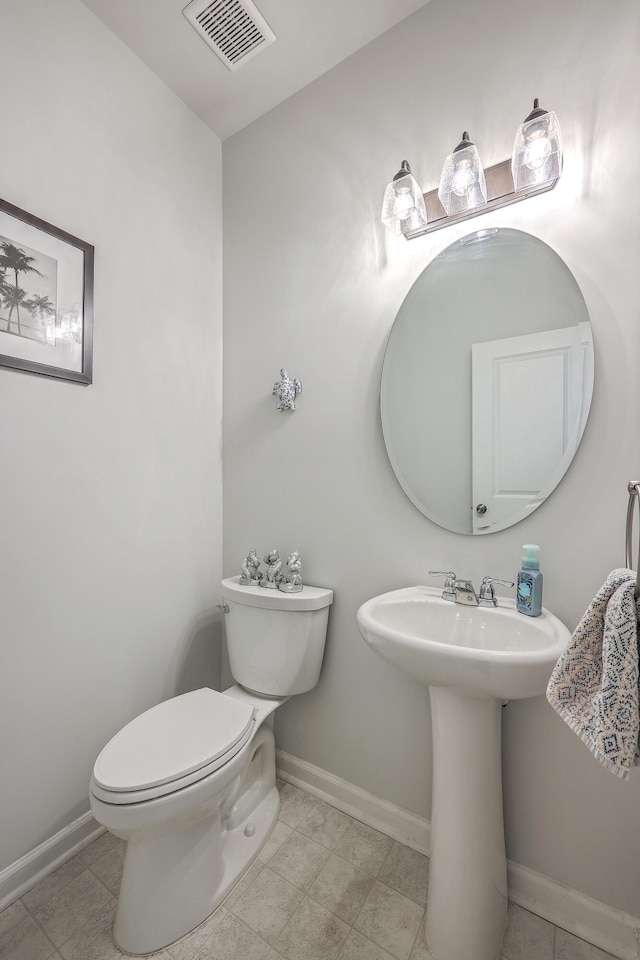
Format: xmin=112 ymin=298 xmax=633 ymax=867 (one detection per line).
xmin=0 ymin=197 xmax=93 ymax=384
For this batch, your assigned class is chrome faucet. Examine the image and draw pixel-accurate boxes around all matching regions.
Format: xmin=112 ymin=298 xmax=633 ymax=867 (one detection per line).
xmin=430 ymin=571 xmax=476 ymax=604
xmin=429 ymin=571 xmax=514 ymax=607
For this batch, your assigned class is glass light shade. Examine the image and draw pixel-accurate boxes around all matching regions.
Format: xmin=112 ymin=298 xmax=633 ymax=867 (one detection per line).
xmin=381 ymin=161 xmax=428 ymax=236
xmin=437 ymin=138 xmax=487 ymax=216
xmin=511 ymin=108 xmax=562 ymax=191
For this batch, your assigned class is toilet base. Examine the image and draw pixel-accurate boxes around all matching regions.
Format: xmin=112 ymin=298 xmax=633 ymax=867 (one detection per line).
xmin=111 ymin=725 xmax=278 ymax=955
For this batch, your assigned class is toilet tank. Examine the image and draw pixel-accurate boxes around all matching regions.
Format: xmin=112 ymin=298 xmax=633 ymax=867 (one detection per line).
xmin=221 ymin=577 xmax=333 ymax=696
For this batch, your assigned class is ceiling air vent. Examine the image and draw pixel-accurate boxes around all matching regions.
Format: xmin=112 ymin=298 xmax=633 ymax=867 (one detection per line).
xmin=183 ymin=0 xmax=276 ymax=71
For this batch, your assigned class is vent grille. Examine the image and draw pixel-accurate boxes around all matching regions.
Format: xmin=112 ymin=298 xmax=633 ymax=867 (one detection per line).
xmin=183 ymin=0 xmax=275 ymax=71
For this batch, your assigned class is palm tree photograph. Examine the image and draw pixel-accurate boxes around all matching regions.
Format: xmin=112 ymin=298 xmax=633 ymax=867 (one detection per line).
xmin=0 ymin=196 xmax=93 ymax=384
xmin=0 ymin=237 xmax=57 ymax=343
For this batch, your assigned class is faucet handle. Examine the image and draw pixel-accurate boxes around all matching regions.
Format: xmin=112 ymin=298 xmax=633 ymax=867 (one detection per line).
xmin=429 ymin=570 xmax=456 ymax=583
xmin=478 ymin=576 xmax=515 ymax=606
xmin=429 ymin=570 xmax=456 ymax=600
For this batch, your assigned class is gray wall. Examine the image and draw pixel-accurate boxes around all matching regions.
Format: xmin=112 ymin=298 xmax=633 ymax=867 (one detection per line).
xmin=0 ymin=0 xmax=223 ymax=871
xmin=223 ymin=0 xmax=640 ymax=916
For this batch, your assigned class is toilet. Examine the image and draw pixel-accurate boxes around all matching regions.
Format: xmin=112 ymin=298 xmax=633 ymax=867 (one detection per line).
xmin=89 ymin=576 xmax=333 ymax=955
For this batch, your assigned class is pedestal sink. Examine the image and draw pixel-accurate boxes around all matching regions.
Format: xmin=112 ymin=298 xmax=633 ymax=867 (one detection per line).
xmin=356 ymin=586 xmax=570 ymax=960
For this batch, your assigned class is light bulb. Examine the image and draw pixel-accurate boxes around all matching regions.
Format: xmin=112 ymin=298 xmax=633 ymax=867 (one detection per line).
xmin=393 ymin=187 xmax=414 ymax=220
xmin=523 ymin=133 xmax=552 ymax=170
xmin=451 ymin=159 xmax=474 ymax=198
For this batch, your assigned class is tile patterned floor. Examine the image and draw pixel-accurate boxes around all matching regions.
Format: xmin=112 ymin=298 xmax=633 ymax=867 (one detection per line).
xmin=0 ymin=781 xmax=619 ymax=960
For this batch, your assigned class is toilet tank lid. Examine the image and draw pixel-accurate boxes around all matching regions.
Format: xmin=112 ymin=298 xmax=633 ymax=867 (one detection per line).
xmin=93 ymin=688 xmax=255 ymax=793
xmin=221 ymin=576 xmax=333 ymax=611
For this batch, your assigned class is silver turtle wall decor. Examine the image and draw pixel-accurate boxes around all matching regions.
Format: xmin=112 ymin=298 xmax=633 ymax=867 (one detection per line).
xmin=273 ymin=368 xmax=302 ymax=411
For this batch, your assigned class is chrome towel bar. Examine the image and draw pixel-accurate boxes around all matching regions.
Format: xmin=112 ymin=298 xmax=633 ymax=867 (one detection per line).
xmin=625 ymin=481 xmax=640 ymax=599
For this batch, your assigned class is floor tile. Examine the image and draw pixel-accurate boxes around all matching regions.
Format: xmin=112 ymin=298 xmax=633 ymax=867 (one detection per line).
xmin=274 ymin=896 xmax=350 ymax=960
xmin=308 ymin=853 xmax=375 ymax=925
xmin=377 ymin=842 xmax=429 ymax=907
xmin=268 ymin=832 xmax=331 ymax=891
xmin=555 ymin=928 xmax=619 ymax=960
xmin=354 ymin=880 xmax=424 ymax=960
xmin=230 ymin=866 xmax=303 ymax=943
xmin=297 ymin=801 xmax=353 ymax=851
xmin=168 ymin=906 xmax=228 ymax=959
xmin=58 ymin=901 xmax=173 ymax=960
xmin=224 ymin=861 xmax=264 ymax=910
xmin=78 ymin=832 xmax=121 ymax=867
xmin=28 ymin=868 xmax=114 ymax=947
xmin=58 ymin=902 xmax=118 ymax=960
xmin=0 ymin=912 xmax=57 ymax=960
xmin=258 ymin=820 xmax=293 ymax=864
xmin=500 ymin=903 xmax=555 ymax=960
xmin=0 ymin=899 xmax=28 ymax=937
xmin=338 ymin=928 xmax=397 ymax=960
xmin=87 ymin=842 xmax=125 ymax=896
xmin=21 ymin=856 xmax=86 ymax=912
xmin=172 ymin=912 xmax=271 ymax=960
xmin=277 ymin=783 xmax=319 ymax=828
xmin=335 ymin=821 xmax=394 ymax=877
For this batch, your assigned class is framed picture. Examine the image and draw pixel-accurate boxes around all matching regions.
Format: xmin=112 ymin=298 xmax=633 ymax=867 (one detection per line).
xmin=0 ymin=197 xmax=93 ymax=384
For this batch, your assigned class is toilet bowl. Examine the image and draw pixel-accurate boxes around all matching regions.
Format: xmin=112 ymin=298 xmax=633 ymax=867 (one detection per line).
xmin=89 ymin=577 xmax=332 ymax=955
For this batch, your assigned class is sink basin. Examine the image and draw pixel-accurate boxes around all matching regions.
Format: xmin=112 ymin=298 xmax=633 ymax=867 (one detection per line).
xmin=356 ymin=585 xmax=570 ymax=700
xmin=356 ymin=584 xmax=570 ymax=960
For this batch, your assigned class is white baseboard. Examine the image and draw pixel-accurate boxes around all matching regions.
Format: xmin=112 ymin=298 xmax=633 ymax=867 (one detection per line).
xmin=508 ymin=861 xmax=640 ymax=960
xmin=276 ymin=749 xmax=640 ymax=960
xmin=0 ymin=812 xmax=104 ymax=913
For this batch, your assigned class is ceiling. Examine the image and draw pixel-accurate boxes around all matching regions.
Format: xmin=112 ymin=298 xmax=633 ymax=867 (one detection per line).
xmin=79 ymin=0 xmax=431 ymax=140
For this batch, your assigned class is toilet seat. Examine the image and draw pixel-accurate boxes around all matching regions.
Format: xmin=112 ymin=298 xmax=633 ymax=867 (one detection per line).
xmin=91 ymin=688 xmax=255 ymax=804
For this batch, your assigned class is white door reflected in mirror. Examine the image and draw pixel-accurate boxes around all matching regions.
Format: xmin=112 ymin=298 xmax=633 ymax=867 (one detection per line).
xmin=471 ymin=321 xmax=593 ymax=532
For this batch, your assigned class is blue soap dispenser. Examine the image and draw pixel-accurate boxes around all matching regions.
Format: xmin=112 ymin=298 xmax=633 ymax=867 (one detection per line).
xmin=516 ymin=544 xmax=543 ymax=617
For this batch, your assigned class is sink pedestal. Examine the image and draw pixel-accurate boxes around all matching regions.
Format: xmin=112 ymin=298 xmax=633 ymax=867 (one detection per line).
xmin=427 ymin=686 xmax=507 ymax=960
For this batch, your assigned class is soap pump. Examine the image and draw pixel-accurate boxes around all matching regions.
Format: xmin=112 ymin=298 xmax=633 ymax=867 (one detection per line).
xmin=516 ymin=544 xmax=543 ymax=617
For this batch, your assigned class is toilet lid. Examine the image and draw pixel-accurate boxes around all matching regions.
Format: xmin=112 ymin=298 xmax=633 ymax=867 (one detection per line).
xmin=93 ymin=688 xmax=255 ymax=793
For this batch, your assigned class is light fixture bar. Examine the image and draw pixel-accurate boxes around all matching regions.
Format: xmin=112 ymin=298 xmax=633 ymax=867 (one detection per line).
xmin=403 ymin=158 xmax=559 ymax=240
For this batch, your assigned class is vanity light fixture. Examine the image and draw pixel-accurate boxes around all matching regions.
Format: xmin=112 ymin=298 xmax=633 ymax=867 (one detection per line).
xmin=381 ymin=98 xmax=562 ymax=239
xmin=511 ymin=98 xmax=562 ymax=192
xmin=380 ymin=160 xmax=428 ymax=236
xmin=437 ymin=132 xmax=487 ymax=216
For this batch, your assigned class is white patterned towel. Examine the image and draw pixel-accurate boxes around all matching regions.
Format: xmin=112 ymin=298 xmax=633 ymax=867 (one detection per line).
xmin=546 ymin=568 xmax=640 ymax=780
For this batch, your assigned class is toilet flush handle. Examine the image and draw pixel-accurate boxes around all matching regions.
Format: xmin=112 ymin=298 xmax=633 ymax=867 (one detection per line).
xmin=216 ymin=603 xmax=230 ymax=615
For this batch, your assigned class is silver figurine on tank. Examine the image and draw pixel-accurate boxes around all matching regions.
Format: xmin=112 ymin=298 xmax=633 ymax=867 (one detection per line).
xmin=239 ymin=549 xmax=264 ymax=586
xmin=260 ymin=548 xmax=284 ymax=589
xmin=279 ymin=551 xmax=303 ymax=593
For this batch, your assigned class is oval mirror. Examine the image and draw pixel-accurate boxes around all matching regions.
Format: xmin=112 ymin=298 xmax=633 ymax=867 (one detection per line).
xmin=380 ymin=228 xmax=593 ymax=535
